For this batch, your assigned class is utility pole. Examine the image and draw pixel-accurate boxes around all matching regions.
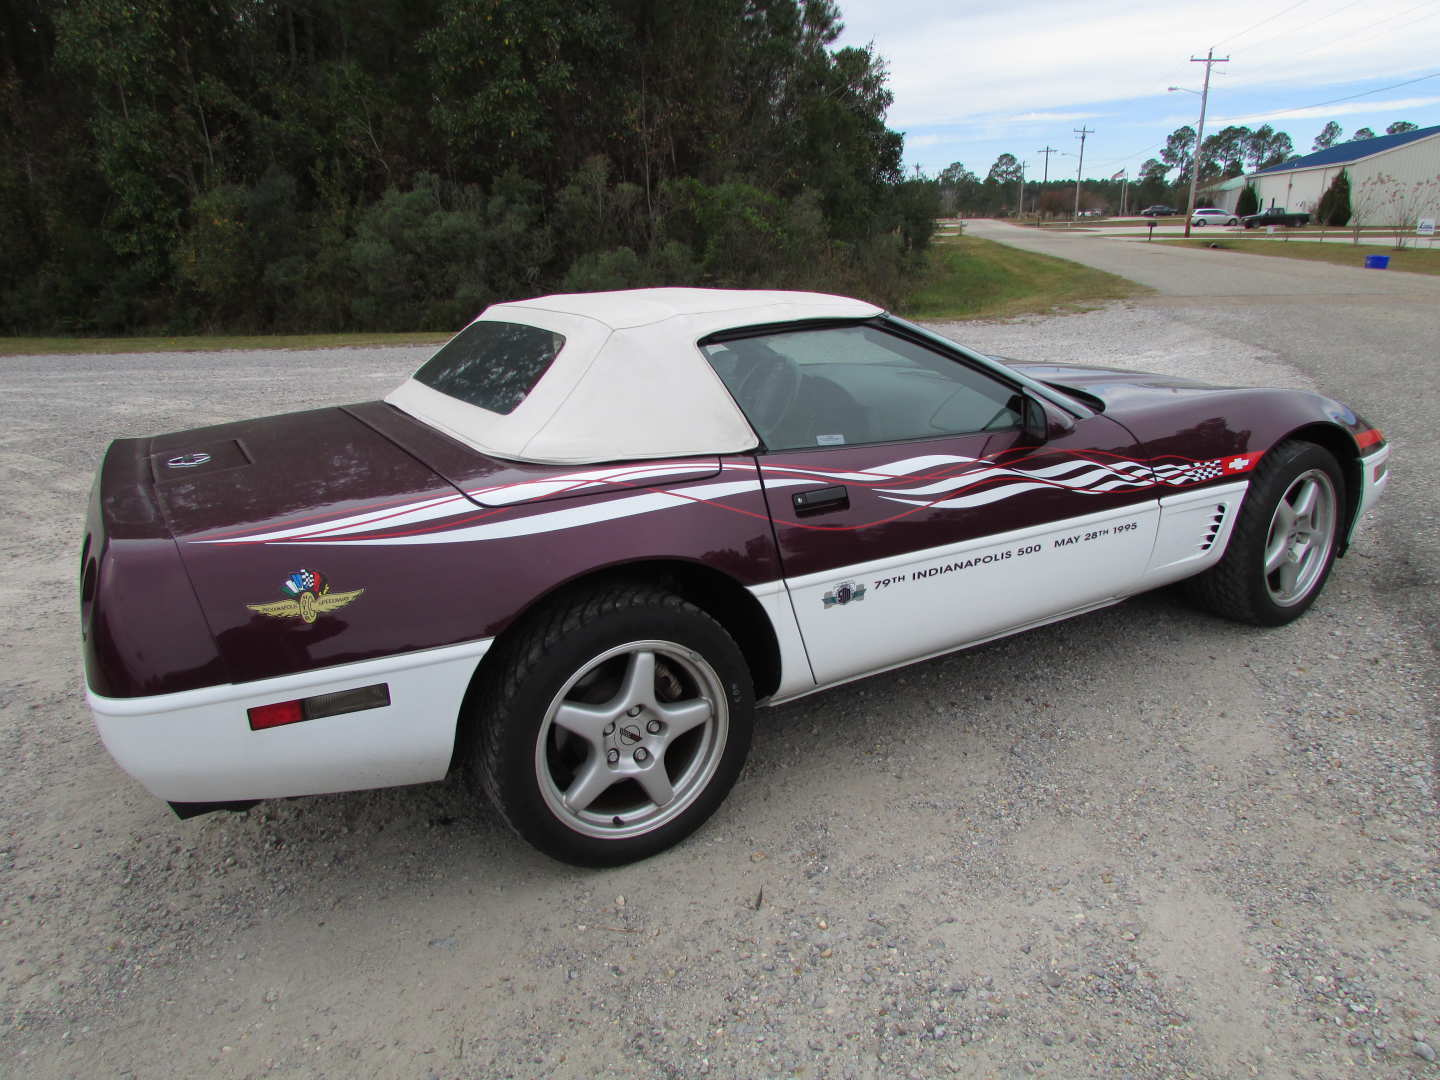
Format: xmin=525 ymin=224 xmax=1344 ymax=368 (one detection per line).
xmin=1037 ymin=146 xmax=1058 ymax=185
xmin=1183 ymin=48 xmax=1228 ymax=238
xmin=1037 ymin=146 xmax=1057 ymax=218
xmin=1016 ymin=159 xmax=1026 ymax=218
xmin=1072 ymin=127 xmax=1093 ymax=224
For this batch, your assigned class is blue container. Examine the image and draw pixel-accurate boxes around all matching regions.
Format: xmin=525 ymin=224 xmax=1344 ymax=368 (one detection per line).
xmin=1364 ymin=255 xmax=1390 ymax=269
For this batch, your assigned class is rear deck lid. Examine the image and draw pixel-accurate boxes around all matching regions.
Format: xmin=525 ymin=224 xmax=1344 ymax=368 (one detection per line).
xmin=148 ymin=405 xmax=460 ymax=540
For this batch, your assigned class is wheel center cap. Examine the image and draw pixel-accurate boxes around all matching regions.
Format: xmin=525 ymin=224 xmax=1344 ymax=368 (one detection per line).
xmin=619 ymin=724 xmax=643 ymax=745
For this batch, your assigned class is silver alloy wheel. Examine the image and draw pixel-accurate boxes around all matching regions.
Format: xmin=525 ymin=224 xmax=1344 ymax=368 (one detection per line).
xmin=1262 ymin=468 xmax=1338 ymax=606
xmin=534 ymin=640 xmax=729 ymax=840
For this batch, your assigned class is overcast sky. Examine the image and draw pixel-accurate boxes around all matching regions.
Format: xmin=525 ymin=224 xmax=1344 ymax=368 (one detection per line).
xmin=832 ymin=0 xmax=1440 ymax=182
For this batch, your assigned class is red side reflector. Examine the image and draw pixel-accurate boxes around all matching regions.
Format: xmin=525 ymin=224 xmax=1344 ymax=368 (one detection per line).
xmin=1355 ymin=428 xmax=1385 ymax=449
xmin=248 ymin=700 xmax=305 ymax=730
xmin=248 ymin=684 xmax=390 ymax=731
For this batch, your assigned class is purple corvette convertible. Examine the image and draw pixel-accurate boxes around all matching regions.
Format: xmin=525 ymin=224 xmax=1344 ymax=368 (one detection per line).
xmin=81 ymin=289 xmax=1390 ymax=864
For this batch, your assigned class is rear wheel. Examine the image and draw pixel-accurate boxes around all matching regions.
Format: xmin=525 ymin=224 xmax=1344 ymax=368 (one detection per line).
xmin=1184 ymin=441 xmax=1344 ymax=626
xmin=473 ymin=585 xmax=753 ymax=866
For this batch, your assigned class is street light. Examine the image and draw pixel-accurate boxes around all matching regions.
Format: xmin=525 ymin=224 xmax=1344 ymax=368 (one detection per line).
xmin=1168 ymin=84 xmax=1204 ymax=237
xmin=1169 ymin=49 xmax=1227 ymax=238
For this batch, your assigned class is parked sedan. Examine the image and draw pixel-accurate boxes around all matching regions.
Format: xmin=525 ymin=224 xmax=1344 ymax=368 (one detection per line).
xmin=1191 ymin=208 xmax=1239 ymax=226
xmin=1139 ymin=205 xmax=1179 ymax=217
xmin=82 ymin=289 xmax=1390 ymax=865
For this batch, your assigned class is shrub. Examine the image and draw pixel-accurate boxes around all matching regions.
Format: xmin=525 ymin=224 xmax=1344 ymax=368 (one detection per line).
xmin=1316 ymin=170 xmax=1351 ymax=227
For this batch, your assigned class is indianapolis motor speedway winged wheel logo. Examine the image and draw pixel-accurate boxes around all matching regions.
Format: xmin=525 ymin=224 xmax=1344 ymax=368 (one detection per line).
xmin=246 ymin=569 xmax=364 ymax=624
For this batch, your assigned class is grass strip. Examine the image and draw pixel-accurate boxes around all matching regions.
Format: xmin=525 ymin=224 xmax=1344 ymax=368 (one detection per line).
xmin=902 ymin=235 xmax=1148 ymax=320
xmin=1153 ymin=237 xmax=1440 ymax=275
xmin=0 ymin=330 xmax=452 ymax=358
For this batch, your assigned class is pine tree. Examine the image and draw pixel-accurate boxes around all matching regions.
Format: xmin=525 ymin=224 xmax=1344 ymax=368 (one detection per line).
xmin=1236 ymin=184 xmax=1260 ymax=217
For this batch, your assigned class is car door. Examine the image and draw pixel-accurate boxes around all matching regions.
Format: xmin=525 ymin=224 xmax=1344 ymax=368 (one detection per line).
xmin=702 ymin=322 xmax=1163 ymax=687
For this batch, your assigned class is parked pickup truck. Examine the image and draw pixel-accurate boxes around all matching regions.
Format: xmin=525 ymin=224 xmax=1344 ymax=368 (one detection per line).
xmin=1242 ymin=207 xmax=1309 ymax=229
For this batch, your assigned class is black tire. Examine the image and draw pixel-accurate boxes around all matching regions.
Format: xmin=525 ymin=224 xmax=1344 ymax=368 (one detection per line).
xmin=1194 ymin=218 xmax=1207 ymax=227
xmin=1184 ymin=440 xmax=1344 ymax=626
xmin=473 ymin=584 xmax=753 ymax=866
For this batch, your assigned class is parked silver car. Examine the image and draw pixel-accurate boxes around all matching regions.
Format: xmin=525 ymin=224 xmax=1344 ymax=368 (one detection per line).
xmin=1191 ymin=208 xmax=1239 ymax=227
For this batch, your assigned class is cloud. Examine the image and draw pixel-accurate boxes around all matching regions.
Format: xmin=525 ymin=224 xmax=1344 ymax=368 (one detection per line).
xmin=995 ymin=111 xmax=1106 ymax=124
xmin=837 ymin=0 xmax=1439 ymax=128
xmin=1214 ymin=97 xmax=1440 ymax=127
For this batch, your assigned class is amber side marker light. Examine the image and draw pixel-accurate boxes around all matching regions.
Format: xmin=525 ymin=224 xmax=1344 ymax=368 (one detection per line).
xmin=248 ymin=684 xmax=391 ymax=731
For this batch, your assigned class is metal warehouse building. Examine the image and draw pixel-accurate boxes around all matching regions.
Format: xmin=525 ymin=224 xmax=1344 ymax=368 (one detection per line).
xmin=1245 ymin=123 xmax=1440 ymax=225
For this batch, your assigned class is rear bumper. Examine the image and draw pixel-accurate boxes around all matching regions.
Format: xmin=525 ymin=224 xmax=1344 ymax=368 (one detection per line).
xmin=89 ymin=639 xmax=491 ymax=803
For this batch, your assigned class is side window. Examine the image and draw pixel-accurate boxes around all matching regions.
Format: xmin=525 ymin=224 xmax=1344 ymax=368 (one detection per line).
xmin=701 ymin=325 xmax=1021 ymax=451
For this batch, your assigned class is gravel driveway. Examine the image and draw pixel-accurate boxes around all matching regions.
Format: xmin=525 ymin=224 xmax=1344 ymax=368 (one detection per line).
xmin=2 ymin=244 xmax=1436 ymax=1078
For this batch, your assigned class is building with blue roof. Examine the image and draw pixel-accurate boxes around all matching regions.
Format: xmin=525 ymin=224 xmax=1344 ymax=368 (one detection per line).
xmin=1238 ymin=123 xmax=1440 ymax=225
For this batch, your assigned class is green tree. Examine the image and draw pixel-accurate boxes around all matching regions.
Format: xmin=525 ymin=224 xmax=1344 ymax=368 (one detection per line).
xmin=1244 ymin=125 xmax=1294 ymax=170
xmin=1353 ymin=127 xmax=1376 ymax=141
xmin=1312 ymin=121 xmax=1342 ymax=151
xmin=985 ymin=153 xmax=1022 ymax=184
xmin=936 ymin=162 xmax=980 ymax=215
xmin=1236 ymin=184 xmax=1259 ymax=217
xmin=1161 ymin=126 xmax=1196 ymax=184
xmin=1385 ymin=121 xmax=1418 ymax=135
xmin=2 ymin=0 xmax=928 ymax=334
xmin=1198 ymin=125 xmax=1249 ymax=179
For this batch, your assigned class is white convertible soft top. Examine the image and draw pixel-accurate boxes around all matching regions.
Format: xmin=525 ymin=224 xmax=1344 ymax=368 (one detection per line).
xmin=386 ymin=288 xmax=882 ymax=464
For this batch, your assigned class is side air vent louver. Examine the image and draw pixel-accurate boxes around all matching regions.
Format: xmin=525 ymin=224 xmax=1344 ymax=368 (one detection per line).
xmin=1199 ymin=505 xmax=1227 ymax=551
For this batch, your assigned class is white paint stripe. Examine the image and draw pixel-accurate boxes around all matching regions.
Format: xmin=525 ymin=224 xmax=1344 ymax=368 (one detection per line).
xmin=264 ymin=477 xmax=812 ymax=546
xmin=200 ymin=460 xmax=737 ymax=545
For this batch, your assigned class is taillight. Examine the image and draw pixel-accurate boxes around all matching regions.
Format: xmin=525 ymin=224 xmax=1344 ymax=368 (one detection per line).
xmin=1355 ymin=428 xmax=1385 ymax=450
xmin=248 ymin=683 xmax=391 ymax=731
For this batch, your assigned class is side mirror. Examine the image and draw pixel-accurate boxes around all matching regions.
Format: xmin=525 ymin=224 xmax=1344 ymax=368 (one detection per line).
xmin=1022 ymin=391 xmax=1075 ymax=442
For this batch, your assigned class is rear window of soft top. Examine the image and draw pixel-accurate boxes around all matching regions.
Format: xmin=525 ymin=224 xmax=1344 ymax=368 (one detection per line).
xmin=413 ymin=320 xmax=565 ymax=415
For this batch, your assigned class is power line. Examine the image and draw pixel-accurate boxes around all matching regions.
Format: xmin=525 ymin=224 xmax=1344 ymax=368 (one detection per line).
xmin=1293 ymin=0 xmax=1438 ymax=60
xmin=1211 ymin=0 xmax=1313 ymax=50
xmin=1098 ymin=68 xmax=1440 ymax=172
xmin=1243 ymin=71 xmax=1440 ymax=120
xmin=1215 ymin=0 xmax=1359 ymax=59
xmin=1261 ymin=0 xmax=1363 ymax=42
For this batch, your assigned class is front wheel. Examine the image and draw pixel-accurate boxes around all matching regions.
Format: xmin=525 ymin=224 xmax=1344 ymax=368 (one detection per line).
xmin=472 ymin=585 xmax=753 ymax=866
xmin=1184 ymin=441 xmax=1344 ymax=626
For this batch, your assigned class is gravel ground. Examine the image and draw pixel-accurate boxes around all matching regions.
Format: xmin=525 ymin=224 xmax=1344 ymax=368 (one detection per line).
xmin=2 ymin=248 xmax=1436 ymax=1078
